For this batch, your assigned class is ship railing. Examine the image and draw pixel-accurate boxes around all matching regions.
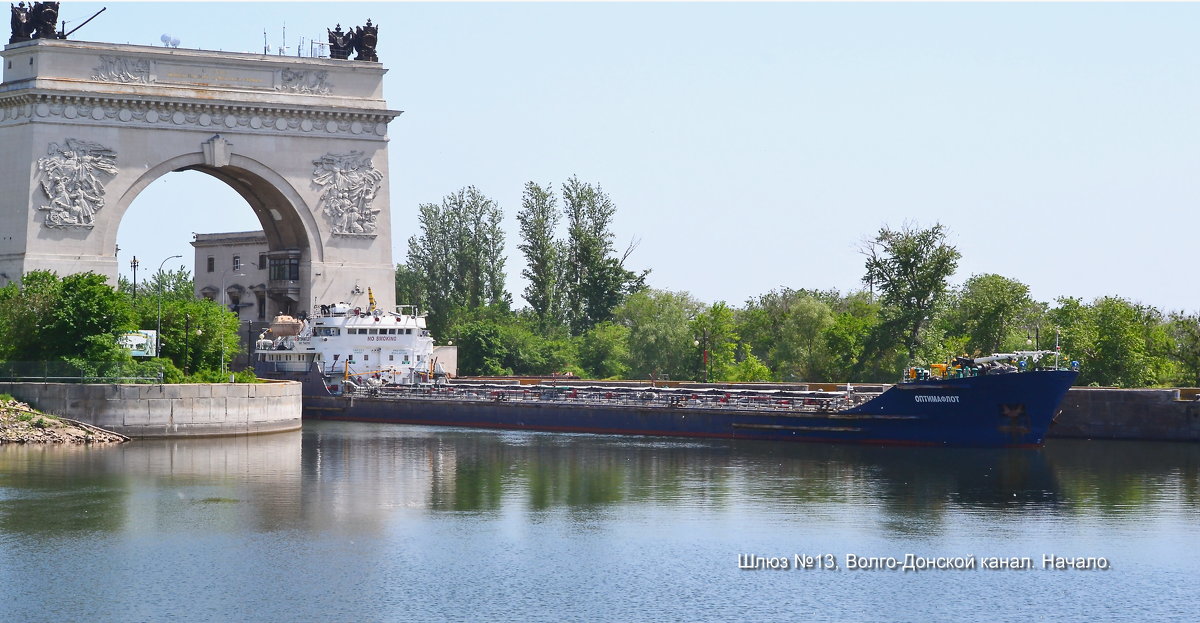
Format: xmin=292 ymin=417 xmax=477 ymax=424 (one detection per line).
xmin=343 ymin=383 xmax=880 ymax=412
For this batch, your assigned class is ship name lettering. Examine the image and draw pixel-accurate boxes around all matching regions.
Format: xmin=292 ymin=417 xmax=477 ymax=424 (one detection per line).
xmin=914 ymin=395 xmax=959 ymax=403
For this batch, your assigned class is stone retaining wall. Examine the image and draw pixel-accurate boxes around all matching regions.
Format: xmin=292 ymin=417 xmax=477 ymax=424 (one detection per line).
xmin=1049 ymin=387 xmax=1200 ymax=442
xmin=0 ymin=381 xmax=302 ymax=438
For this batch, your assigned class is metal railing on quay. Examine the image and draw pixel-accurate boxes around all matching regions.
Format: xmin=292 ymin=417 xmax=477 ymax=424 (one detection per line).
xmin=0 ymin=361 xmax=165 ymax=384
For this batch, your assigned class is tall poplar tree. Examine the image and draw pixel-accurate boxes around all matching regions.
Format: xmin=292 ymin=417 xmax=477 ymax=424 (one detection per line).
xmin=406 ymin=186 xmax=508 ymax=336
xmin=517 ymin=181 xmax=562 ymax=329
xmin=561 ymin=176 xmax=643 ymax=335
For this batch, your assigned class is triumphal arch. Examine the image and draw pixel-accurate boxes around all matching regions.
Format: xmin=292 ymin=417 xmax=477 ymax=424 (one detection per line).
xmin=0 ymin=27 xmax=401 ymax=315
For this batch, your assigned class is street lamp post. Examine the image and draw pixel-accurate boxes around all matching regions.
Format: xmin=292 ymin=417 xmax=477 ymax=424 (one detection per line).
xmin=130 ymin=256 xmax=139 ymax=299
xmin=693 ymin=328 xmax=710 ymax=383
xmin=184 ymin=315 xmax=202 ymax=376
xmin=184 ymin=314 xmax=190 ymax=374
xmin=219 ymin=269 xmax=246 ymax=374
xmin=155 ymin=255 xmax=182 ymax=357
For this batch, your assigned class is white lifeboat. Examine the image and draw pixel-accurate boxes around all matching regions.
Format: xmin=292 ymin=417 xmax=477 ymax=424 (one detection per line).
xmin=269 ymin=314 xmax=303 ymax=337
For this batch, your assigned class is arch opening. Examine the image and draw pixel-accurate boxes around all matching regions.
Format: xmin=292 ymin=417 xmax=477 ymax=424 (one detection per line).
xmin=116 ymin=165 xmax=312 ymax=324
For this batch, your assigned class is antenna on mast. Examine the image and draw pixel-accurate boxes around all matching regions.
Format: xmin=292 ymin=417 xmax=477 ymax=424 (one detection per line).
xmin=61 ymin=7 xmax=107 ymax=38
xmin=263 ymin=29 xmax=268 ymax=55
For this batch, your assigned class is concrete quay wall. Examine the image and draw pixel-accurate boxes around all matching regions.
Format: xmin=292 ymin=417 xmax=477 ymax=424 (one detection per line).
xmin=0 ymin=381 xmax=302 ymax=438
xmin=1049 ymin=387 xmax=1200 ymax=442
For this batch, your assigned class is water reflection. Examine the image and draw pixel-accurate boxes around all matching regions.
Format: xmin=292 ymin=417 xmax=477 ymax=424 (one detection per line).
xmin=0 ymin=424 xmax=1196 ymax=537
xmin=0 ymin=431 xmax=302 ymax=536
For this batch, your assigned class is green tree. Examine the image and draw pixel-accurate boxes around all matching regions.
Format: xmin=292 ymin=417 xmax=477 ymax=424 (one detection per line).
xmin=578 ymin=321 xmax=630 ymax=379
xmin=861 ymin=223 xmax=961 ymax=362
xmin=821 ymin=292 xmax=884 ymax=382
xmin=617 ymin=289 xmax=703 ymax=380
xmin=1048 ymin=296 xmax=1174 ymax=387
xmin=940 ymin=273 xmax=1037 ymax=356
xmin=737 ymin=288 xmax=840 ymax=382
xmin=1168 ymin=312 xmax=1200 ymax=387
xmin=406 ymin=186 xmax=510 ymax=336
xmin=561 ymin=177 xmax=644 ymax=335
xmin=125 ymin=268 xmax=243 ymax=375
xmin=394 ymin=263 xmax=425 ymax=308
xmin=692 ymin=302 xmax=739 ymax=382
xmin=730 ymin=347 xmax=772 ymax=382
xmin=517 ymin=181 xmax=563 ymax=329
xmin=456 ymin=318 xmax=509 ymax=377
xmin=0 ymin=271 xmax=137 ymax=363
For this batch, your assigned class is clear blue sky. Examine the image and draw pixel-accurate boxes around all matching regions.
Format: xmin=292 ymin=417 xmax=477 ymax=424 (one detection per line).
xmin=71 ymin=2 xmax=1200 ymax=313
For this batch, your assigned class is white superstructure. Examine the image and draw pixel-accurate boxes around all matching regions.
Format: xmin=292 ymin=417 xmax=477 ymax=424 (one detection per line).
xmin=255 ymin=291 xmax=439 ymax=386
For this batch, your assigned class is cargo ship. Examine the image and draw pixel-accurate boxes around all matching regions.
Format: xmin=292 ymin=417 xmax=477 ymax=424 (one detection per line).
xmin=253 ymin=293 xmax=1078 ymax=448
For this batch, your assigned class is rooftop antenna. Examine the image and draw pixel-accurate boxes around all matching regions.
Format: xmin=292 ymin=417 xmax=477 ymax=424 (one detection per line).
xmin=61 ymin=7 xmax=107 ymax=38
xmin=277 ymin=22 xmax=287 ymax=56
xmin=160 ymin=33 xmax=180 ymax=48
xmin=310 ymin=38 xmax=329 ymax=58
xmin=263 ymin=28 xmax=268 ymax=55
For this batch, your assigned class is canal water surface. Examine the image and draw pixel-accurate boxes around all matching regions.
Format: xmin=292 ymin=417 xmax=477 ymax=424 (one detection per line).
xmin=1 ymin=421 xmax=1196 ymax=621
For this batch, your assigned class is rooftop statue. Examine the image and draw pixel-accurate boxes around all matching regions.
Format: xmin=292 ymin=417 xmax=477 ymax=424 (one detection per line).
xmin=353 ymin=19 xmax=378 ymax=63
xmin=327 ymin=23 xmax=353 ymax=60
xmin=9 ymin=1 xmax=60 ymax=44
xmin=326 ymin=19 xmax=379 ymax=62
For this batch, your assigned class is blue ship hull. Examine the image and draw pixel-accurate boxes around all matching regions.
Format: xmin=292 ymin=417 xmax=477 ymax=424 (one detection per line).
xmin=297 ymin=370 xmax=1078 ymax=448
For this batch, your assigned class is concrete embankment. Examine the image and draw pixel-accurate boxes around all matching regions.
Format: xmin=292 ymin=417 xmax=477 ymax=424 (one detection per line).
xmin=0 ymin=381 xmax=302 ymax=438
xmin=1049 ymin=387 xmax=1200 ymax=442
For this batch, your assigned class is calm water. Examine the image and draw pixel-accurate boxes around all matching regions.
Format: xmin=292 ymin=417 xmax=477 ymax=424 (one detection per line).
xmin=1 ymin=422 xmax=1197 ymax=622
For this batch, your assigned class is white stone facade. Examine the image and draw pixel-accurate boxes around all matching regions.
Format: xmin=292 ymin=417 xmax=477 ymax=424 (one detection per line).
xmin=0 ymin=38 xmax=401 ymax=311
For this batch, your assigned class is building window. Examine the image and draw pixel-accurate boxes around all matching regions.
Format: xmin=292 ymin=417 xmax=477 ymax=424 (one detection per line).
xmin=256 ymin=292 xmax=266 ymax=321
xmin=268 ymin=257 xmax=300 ymax=281
xmin=258 ymin=254 xmax=267 ymax=270
xmin=233 ymin=256 xmax=241 ymax=271
xmin=206 ymin=257 xmax=214 ymax=273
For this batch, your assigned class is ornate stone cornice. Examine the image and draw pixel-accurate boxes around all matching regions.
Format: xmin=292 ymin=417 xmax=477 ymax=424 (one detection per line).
xmin=0 ymin=92 xmax=396 ymax=139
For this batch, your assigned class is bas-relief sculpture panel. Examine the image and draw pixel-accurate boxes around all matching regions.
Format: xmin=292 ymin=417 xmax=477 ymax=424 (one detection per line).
xmin=36 ymin=138 xmax=118 ymax=229
xmin=312 ymin=152 xmax=383 ymax=237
